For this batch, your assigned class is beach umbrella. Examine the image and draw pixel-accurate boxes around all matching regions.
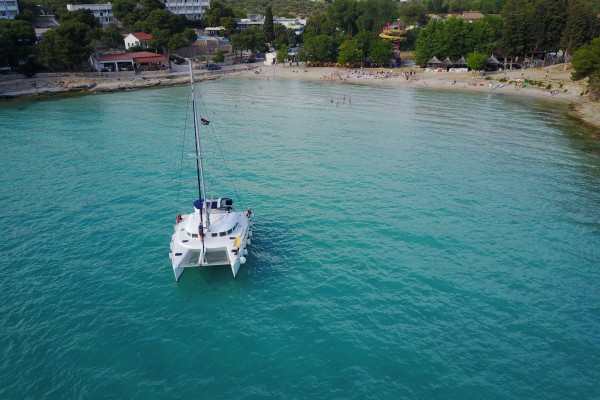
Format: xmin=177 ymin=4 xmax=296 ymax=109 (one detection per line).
xmin=453 ymin=56 xmax=467 ymax=67
xmin=486 ymin=55 xmax=501 ymax=65
xmin=427 ymin=56 xmax=441 ymax=66
xmin=441 ymin=57 xmax=453 ymax=66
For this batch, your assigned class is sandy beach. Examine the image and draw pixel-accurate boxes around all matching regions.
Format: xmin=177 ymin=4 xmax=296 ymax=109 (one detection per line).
xmin=1 ymin=63 xmax=598 ymax=133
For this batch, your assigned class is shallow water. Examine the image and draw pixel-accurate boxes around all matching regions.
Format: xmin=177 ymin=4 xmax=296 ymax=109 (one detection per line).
xmin=1 ymin=78 xmax=599 ymax=399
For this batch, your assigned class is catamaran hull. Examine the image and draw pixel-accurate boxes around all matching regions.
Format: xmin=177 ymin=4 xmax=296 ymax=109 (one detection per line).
xmin=169 ymin=210 xmax=251 ymax=282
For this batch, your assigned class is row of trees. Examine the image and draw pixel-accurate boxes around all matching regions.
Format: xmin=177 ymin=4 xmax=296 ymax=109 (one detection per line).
xmin=413 ymin=15 xmax=503 ymax=65
xmin=2 ymin=0 xmax=599 ymax=82
xmin=500 ymin=0 xmax=599 ymax=64
xmin=421 ymin=0 xmax=507 ymax=14
xmin=412 ymin=0 xmax=598 ymax=73
xmin=0 ymin=9 xmax=102 ymax=72
xmin=1 ymin=0 xmax=198 ymax=72
xmin=294 ymin=0 xmax=401 ymax=65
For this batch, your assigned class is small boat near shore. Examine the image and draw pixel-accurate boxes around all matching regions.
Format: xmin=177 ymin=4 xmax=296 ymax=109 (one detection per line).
xmin=169 ymin=61 xmax=252 ymax=282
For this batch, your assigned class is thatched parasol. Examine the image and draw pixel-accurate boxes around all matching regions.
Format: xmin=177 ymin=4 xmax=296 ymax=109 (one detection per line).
xmin=427 ymin=56 xmax=441 ymax=66
xmin=486 ymin=55 xmax=501 ymax=65
xmin=453 ymin=56 xmax=467 ymax=66
xmin=441 ymin=57 xmax=453 ymax=66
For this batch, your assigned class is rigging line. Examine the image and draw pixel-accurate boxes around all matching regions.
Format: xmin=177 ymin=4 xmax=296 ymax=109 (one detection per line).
xmin=196 ymin=92 xmax=246 ymax=209
xmin=176 ymin=88 xmax=192 ymax=212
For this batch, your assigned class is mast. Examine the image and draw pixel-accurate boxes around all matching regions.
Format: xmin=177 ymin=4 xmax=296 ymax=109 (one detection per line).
xmin=189 ymin=61 xmax=210 ymax=230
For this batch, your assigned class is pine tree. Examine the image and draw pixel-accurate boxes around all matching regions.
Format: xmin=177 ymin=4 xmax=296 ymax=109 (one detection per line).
xmin=264 ymin=6 xmax=275 ymax=43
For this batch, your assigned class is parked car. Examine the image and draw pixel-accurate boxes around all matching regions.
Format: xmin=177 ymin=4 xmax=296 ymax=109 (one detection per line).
xmin=169 ymin=55 xmax=185 ymax=64
xmin=206 ymin=63 xmax=221 ymax=70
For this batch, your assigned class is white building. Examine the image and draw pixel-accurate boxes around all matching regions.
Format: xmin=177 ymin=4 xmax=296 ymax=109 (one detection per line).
xmin=163 ymin=0 xmax=210 ymax=20
xmin=274 ymin=17 xmax=306 ymax=36
xmin=237 ymin=15 xmax=307 ymax=35
xmin=89 ymin=51 xmax=167 ymax=72
xmin=237 ymin=14 xmax=264 ymax=30
xmin=1 ymin=0 xmax=19 ymax=20
xmin=124 ymin=32 xmax=152 ymax=49
xmin=66 ymin=3 xmax=115 ymax=26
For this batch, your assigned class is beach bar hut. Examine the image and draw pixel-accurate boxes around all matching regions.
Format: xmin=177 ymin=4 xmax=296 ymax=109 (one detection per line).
xmin=485 ymin=54 xmax=501 ymax=70
xmin=441 ymin=57 xmax=453 ymax=70
xmin=451 ymin=55 xmax=468 ymax=72
xmin=453 ymin=56 xmax=467 ymax=67
xmin=427 ymin=56 xmax=442 ymax=68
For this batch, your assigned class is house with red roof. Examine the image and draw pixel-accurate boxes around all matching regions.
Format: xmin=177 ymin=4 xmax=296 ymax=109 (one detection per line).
xmin=89 ymin=51 xmax=167 ymax=72
xmin=124 ymin=32 xmax=153 ymax=50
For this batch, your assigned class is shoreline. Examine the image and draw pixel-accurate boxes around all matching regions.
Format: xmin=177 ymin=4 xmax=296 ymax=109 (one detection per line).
xmin=1 ymin=64 xmax=598 ymax=134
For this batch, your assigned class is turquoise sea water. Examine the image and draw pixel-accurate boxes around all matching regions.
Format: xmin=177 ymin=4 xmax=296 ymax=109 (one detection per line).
xmin=1 ymin=78 xmax=599 ymax=399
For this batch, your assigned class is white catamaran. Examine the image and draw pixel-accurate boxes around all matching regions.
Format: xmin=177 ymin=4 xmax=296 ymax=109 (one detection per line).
xmin=169 ymin=62 xmax=252 ymax=282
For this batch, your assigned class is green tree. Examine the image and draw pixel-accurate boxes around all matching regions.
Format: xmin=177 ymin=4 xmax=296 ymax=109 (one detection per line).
xmin=543 ymin=0 xmax=567 ymax=52
xmin=149 ymin=28 xmax=171 ymax=55
xmin=140 ymin=0 xmax=166 ymax=12
xmin=304 ymin=12 xmax=332 ymax=36
xmin=170 ymin=29 xmax=197 ymax=53
xmin=468 ymin=15 xmax=504 ymax=54
xmin=355 ymin=0 xmax=399 ymax=33
xmin=327 ymin=0 xmax=358 ymax=36
xmin=354 ymin=30 xmax=375 ymax=59
xmin=369 ymin=37 xmax=394 ymax=65
xmin=561 ymin=0 xmax=600 ymax=64
xmin=213 ymin=49 xmax=225 ymax=62
xmin=414 ymin=20 xmax=442 ymax=65
xmin=145 ymin=9 xmax=186 ymax=34
xmin=37 ymin=29 xmax=70 ymax=69
xmin=37 ymin=21 xmax=94 ymax=70
xmin=205 ymin=0 xmax=235 ymax=27
xmin=466 ymin=51 xmax=488 ymax=70
xmin=220 ymin=17 xmax=238 ymax=36
xmin=398 ymin=1 xmax=429 ymax=26
xmin=14 ymin=0 xmax=39 ymax=23
xmin=437 ymin=16 xmax=468 ymax=60
xmin=112 ymin=0 xmax=139 ymax=27
xmin=231 ymin=27 xmax=267 ymax=52
xmin=284 ymin=28 xmax=299 ymax=47
xmin=500 ymin=0 xmax=529 ymax=59
xmin=571 ymin=36 xmax=600 ymax=80
xmin=413 ymin=17 xmax=471 ymax=65
xmin=337 ymin=38 xmax=362 ymax=64
xmin=276 ymin=44 xmax=288 ymax=63
xmin=59 ymin=8 xmax=100 ymax=29
xmin=298 ymin=34 xmax=337 ymax=62
xmin=0 ymin=19 xmax=36 ymax=69
xmin=264 ymin=5 xmax=275 ymax=43
xmin=100 ymin=25 xmax=125 ymax=49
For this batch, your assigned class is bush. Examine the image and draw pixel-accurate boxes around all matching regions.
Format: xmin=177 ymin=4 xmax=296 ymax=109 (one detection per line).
xmin=466 ymin=51 xmax=488 ymax=71
xmin=18 ymin=59 xmax=38 ymax=78
xmin=571 ymin=37 xmax=600 ymax=81
xmin=213 ymin=50 xmax=225 ymax=63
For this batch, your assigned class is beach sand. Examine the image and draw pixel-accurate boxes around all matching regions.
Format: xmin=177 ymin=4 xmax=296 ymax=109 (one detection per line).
xmin=1 ymin=63 xmax=598 ymax=133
